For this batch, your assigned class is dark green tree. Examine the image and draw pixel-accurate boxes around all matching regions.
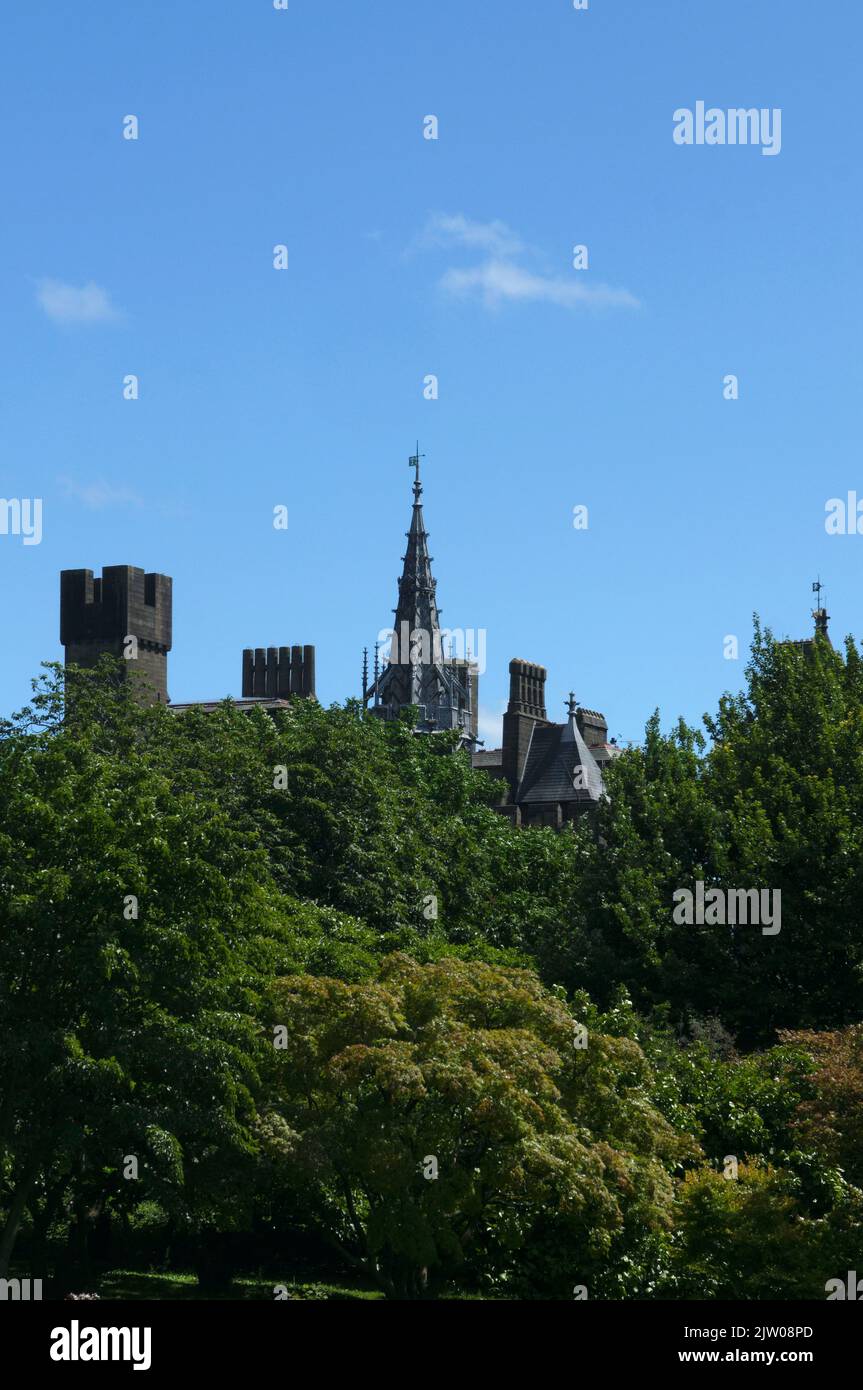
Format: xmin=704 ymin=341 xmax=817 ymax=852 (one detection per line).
xmin=0 ymin=663 xmax=282 ymax=1279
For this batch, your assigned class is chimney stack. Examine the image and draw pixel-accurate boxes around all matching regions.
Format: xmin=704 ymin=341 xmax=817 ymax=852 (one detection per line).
xmin=241 ymin=645 xmax=316 ymax=700
xmin=507 ymin=658 xmax=547 ymax=720
xmin=502 ymin=658 xmax=549 ymax=790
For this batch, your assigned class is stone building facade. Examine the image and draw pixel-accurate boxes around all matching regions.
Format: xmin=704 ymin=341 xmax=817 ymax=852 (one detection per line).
xmin=358 ymin=453 xmax=617 ymax=824
xmin=59 ymin=486 xmax=833 ymax=833
xmin=473 ymin=662 xmax=618 ymax=828
xmin=59 ymin=451 xmax=619 ymax=827
xmin=57 ymin=453 xmax=617 ymax=822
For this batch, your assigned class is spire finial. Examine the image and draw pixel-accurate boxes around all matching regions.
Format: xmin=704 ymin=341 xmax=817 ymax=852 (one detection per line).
xmin=409 ymin=442 xmax=425 ymax=501
xmin=812 ymin=576 xmax=830 ymax=638
xmin=362 ymin=647 xmax=369 ymax=707
xmin=566 ymin=691 xmax=578 ymax=717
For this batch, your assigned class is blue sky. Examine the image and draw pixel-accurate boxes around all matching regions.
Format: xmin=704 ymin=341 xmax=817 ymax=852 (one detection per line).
xmin=1 ymin=0 xmax=860 ymax=746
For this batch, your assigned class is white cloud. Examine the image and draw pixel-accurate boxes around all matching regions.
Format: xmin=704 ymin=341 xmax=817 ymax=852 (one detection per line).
xmin=37 ymin=279 xmax=120 ymax=324
xmin=415 ymin=212 xmax=640 ymax=313
xmin=441 ymin=259 xmax=640 ymax=310
xmin=59 ymin=476 xmax=143 ymax=510
xmin=419 ymin=213 xmax=523 ymax=258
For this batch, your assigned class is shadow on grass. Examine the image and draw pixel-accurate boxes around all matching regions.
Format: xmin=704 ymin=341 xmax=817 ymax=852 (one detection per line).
xmin=97 ymin=1270 xmax=384 ymax=1301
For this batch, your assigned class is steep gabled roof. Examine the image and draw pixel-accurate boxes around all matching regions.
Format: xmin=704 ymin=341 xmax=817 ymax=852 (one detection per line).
xmin=518 ymin=709 xmax=604 ymax=805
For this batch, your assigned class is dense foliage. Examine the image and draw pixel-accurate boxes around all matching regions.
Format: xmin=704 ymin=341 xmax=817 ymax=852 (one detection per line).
xmin=1 ymin=628 xmax=861 ymax=1298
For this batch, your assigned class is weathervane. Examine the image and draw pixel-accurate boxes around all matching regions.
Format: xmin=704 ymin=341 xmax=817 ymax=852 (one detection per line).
xmin=811 ymin=576 xmax=830 ymax=638
xmin=409 ymin=441 xmax=425 ymax=500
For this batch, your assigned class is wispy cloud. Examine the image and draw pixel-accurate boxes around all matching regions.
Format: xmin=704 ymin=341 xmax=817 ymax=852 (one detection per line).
xmin=37 ymin=279 xmax=121 ymax=325
xmin=59 ymin=476 xmax=143 ymax=510
xmin=415 ymin=213 xmax=640 ymax=312
xmin=417 ymin=213 xmax=523 ymax=259
xmin=441 ymin=260 xmax=639 ymax=310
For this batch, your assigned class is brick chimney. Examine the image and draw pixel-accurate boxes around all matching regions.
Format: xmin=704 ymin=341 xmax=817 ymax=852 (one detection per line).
xmin=502 ymin=658 xmax=549 ymax=789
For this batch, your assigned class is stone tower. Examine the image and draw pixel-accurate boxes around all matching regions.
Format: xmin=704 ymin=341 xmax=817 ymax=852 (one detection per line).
xmin=60 ymin=565 xmax=173 ymax=704
xmin=364 ymin=450 xmax=477 ymax=741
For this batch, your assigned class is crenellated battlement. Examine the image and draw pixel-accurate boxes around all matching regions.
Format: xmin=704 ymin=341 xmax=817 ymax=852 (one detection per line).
xmin=61 ymin=566 xmax=172 ymax=648
xmin=241 ymin=644 xmax=316 ymax=699
xmin=60 ymin=565 xmax=173 ymax=703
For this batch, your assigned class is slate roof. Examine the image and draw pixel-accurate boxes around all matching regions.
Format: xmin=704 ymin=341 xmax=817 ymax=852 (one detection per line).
xmin=591 ymin=741 xmax=623 ymax=764
xmin=169 ymin=698 xmax=293 ymax=713
xmin=473 ymin=748 xmax=503 ymax=767
xmin=517 ymin=712 xmax=604 ymax=805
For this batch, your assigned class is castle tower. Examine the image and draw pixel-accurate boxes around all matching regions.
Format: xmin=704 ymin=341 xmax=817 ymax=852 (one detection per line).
xmin=365 ymin=448 xmax=477 ymax=741
xmin=60 ymin=565 xmax=172 ymax=704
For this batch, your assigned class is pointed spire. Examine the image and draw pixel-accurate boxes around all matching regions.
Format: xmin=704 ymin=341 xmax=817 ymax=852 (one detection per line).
xmin=381 ymin=449 xmax=443 ymax=698
xmin=372 ymin=449 xmax=474 ymax=739
xmin=362 ymin=647 xmax=369 ymax=707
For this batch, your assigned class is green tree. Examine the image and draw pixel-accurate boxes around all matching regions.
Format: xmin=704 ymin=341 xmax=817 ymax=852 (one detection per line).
xmin=569 ymin=623 xmax=863 ymax=1043
xmin=262 ymin=954 xmax=686 ymax=1299
xmin=669 ymin=1162 xmax=863 ymax=1299
xmin=0 ymin=663 xmax=283 ymax=1279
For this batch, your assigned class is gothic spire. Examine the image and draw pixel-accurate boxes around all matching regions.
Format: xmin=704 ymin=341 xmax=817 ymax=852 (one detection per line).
xmin=372 ymin=448 xmax=473 ymax=737
xmin=392 ymin=445 xmax=442 ymax=668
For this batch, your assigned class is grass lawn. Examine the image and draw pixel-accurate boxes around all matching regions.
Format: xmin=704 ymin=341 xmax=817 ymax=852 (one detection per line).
xmin=96 ymin=1269 xmax=384 ymax=1301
